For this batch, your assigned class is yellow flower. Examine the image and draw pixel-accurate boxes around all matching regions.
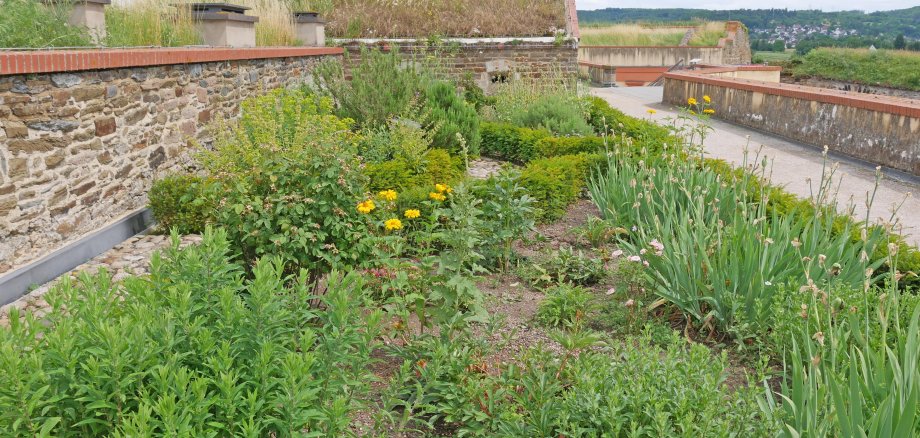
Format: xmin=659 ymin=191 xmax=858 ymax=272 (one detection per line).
xmin=646 ymin=109 xmax=657 ymax=114
xmin=356 ymin=199 xmax=375 ymax=214
xmin=404 ymin=209 xmax=421 ymax=219
xmin=435 ymin=183 xmax=449 ymax=193
xmin=429 ymin=192 xmax=446 ymax=202
xmin=703 ymin=95 xmax=711 ymax=103
xmin=384 ymin=218 xmax=403 ymax=231
xmin=687 ymin=97 xmax=698 ymax=106
xmin=703 ymin=108 xmax=715 ymax=115
xmin=378 ymin=189 xmax=397 ymax=202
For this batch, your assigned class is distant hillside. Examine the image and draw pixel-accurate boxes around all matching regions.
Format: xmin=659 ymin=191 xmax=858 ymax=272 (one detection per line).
xmin=577 ymin=8 xmax=920 ymax=39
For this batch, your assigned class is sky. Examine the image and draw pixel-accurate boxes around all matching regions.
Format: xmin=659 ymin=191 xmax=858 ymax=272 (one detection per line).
xmin=576 ymin=0 xmax=916 ymax=12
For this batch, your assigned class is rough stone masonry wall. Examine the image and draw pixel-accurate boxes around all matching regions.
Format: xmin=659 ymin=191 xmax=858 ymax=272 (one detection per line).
xmin=721 ymin=22 xmax=752 ymax=65
xmin=340 ymin=40 xmax=578 ymax=92
xmin=663 ymin=71 xmax=920 ymax=176
xmin=0 ymin=48 xmax=341 ymax=274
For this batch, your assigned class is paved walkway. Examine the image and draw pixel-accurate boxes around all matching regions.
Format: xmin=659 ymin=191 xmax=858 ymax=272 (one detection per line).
xmin=592 ymin=86 xmax=920 ymax=247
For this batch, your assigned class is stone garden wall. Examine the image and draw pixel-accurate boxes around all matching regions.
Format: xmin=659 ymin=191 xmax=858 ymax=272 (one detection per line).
xmin=663 ymin=67 xmax=920 ymax=176
xmin=339 ymin=39 xmax=578 ymax=92
xmin=0 ymin=47 xmax=342 ymax=274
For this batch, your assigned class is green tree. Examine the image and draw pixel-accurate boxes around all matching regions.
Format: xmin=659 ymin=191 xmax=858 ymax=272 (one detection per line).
xmin=894 ymin=33 xmax=906 ymax=49
xmin=772 ymin=39 xmax=786 ymax=52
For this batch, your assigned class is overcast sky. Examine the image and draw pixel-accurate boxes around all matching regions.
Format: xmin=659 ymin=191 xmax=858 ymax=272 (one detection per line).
xmin=577 ymin=0 xmax=915 ymax=12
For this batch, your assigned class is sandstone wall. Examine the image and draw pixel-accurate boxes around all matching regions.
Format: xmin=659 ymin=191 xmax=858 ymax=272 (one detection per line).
xmin=0 ymin=48 xmax=341 ymax=274
xmin=339 ymin=39 xmax=578 ymax=92
xmin=663 ymin=70 xmax=920 ymax=176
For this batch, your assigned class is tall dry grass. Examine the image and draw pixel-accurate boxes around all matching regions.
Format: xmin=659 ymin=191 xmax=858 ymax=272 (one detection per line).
xmin=105 ymin=0 xmax=200 ymax=47
xmin=581 ymin=21 xmax=726 ymax=47
xmin=315 ymin=0 xmax=564 ymax=38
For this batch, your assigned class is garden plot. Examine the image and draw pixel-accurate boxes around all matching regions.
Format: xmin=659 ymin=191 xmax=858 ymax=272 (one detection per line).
xmin=2 ymin=48 xmax=919 ymax=437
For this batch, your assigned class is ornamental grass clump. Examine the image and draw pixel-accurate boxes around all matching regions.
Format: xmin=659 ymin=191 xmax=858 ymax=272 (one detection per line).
xmin=589 ymin=144 xmax=887 ymax=338
xmin=0 ymin=228 xmax=381 ymax=436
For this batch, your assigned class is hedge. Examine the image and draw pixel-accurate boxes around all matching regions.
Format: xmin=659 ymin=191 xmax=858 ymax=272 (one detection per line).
xmin=480 ymin=122 xmax=551 ymax=163
xmin=520 ymin=153 xmax=604 ymax=222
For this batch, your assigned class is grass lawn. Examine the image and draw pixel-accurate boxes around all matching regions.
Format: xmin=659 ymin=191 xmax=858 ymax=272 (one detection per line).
xmin=580 ymin=21 xmax=725 ymax=46
xmin=791 ymin=47 xmax=920 ymax=91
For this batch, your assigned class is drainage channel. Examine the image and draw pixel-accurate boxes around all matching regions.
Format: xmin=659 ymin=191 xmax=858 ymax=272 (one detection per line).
xmin=0 ymin=208 xmax=153 ymax=307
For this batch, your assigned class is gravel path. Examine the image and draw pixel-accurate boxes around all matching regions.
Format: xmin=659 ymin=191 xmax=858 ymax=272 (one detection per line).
xmin=0 ymin=234 xmax=201 ymax=327
xmin=468 ymin=158 xmax=505 ymax=179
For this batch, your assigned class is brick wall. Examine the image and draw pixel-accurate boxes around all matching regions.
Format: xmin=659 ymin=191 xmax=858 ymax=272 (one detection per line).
xmin=663 ymin=68 xmax=920 ymax=176
xmin=340 ymin=39 xmax=578 ymax=92
xmin=0 ymin=47 xmax=341 ymax=274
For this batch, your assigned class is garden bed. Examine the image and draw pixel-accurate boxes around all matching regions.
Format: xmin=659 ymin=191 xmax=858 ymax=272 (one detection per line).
xmin=2 ymin=47 xmax=919 ymax=437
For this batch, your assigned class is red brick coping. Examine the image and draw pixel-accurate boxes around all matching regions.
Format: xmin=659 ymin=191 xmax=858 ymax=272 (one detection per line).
xmin=664 ymin=68 xmax=920 ymax=119
xmin=0 ymin=47 xmax=343 ymax=76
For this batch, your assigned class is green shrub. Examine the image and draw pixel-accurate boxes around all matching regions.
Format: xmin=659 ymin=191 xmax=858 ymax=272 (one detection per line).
xmin=520 ymin=153 xmax=602 ymax=222
xmin=214 ymin=144 xmax=370 ymax=278
xmin=0 ymin=228 xmax=381 ymax=437
xmin=480 ymin=122 xmax=551 ymax=163
xmin=510 ymin=95 xmax=593 ymax=136
xmin=459 ymin=73 xmax=493 ymax=110
xmin=425 ymin=81 xmax=481 ymax=156
xmin=365 ymin=149 xmax=462 ymax=192
xmin=585 ymin=96 xmax=674 ymax=159
xmin=313 ymin=48 xmax=430 ymax=127
xmin=0 ymin=0 xmax=90 ymax=48
xmin=148 ymin=174 xmax=214 ymax=234
xmin=536 ymin=284 xmax=593 ymax=327
xmin=534 ymin=135 xmax=606 ymax=159
xmin=200 ymin=87 xmax=356 ymax=176
xmin=358 ymin=105 xmax=434 ymax=168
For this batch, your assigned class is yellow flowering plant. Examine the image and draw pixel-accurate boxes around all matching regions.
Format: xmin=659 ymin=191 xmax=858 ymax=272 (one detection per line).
xmin=404 ymin=209 xmax=421 ymax=219
xmin=378 ymin=189 xmax=397 ymax=202
xmin=384 ymin=218 xmax=403 ymax=231
xmin=357 ymin=199 xmax=376 ymax=214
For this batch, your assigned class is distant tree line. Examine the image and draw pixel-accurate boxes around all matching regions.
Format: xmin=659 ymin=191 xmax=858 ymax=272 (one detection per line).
xmin=577 ymin=7 xmax=920 ymax=39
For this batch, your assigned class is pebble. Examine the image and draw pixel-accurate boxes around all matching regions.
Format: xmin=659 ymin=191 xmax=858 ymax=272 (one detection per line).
xmin=0 ymin=234 xmax=202 ymax=327
xmin=468 ymin=158 xmax=506 ymax=179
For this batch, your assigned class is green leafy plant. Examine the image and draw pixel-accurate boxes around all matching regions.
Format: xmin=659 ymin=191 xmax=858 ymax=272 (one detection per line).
xmin=148 ymin=174 xmax=214 ymax=234
xmin=0 ymin=228 xmax=382 ymax=436
xmin=509 ymin=95 xmax=593 ymax=136
xmin=479 ymin=122 xmax=551 ymax=163
xmin=200 ymin=86 xmax=356 ymax=176
xmin=520 ymin=153 xmax=602 ymax=222
xmin=214 ymin=143 xmax=370 ymax=278
xmin=425 ymin=81 xmax=481 ymax=156
xmin=477 ymin=170 xmax=536 ymax=271
xmin=536 ymin=284 xmax=594 ymax=327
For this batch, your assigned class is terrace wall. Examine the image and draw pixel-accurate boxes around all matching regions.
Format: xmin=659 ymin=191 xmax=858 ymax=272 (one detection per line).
xmin=663 ymin=68 xmax=920 ymax=176
xmin=339 ymin=39 xmax=578 ymax=92
xmin=0 ymin=47 xmax=342 ymax=274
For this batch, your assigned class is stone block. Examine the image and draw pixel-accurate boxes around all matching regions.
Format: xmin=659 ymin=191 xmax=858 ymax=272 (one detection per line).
xmin=94 ymin=117 xmax=116 ymax=136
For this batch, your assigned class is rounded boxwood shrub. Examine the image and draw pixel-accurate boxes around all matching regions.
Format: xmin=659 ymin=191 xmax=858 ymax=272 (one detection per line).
xmin=520 ymin=153 xmax=603 ymax=222
xmin=365 ymin=148 xmax=462 ymax=192
xmin=534 ymin=136 xmax=606 ymax=159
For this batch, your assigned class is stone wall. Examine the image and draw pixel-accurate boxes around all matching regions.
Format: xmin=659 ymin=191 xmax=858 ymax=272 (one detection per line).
xmin=0 ymin=47 xmax=342 ymax=274
xmin=663 ymin=68 xmax=920 ymax=176
xmin=721 ymin=21 xmax=752 ymax=65
xmin=339 ymin=39 xmax=578 ymax=92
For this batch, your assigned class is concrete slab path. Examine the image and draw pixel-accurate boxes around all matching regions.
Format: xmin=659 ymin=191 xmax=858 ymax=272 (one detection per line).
xmin=591 ymin=86 xmax=920 ymax=247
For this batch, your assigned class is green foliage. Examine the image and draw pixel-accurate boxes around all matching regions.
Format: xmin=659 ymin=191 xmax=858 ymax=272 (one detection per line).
xmin=534 ymin=135 xmax=606 ymax=159
xmin=104 ymin=3 xmax=201 ymax=48
xmin=791 ymin=47 xmax=920 ymax=91
xmin=148 ymin=174 xmax=214 ymax=234
xmin=536 ymin=284 xmax=593 ymax=327
xmin=382 ymin=325 xmax=771 ymax=436
xmin=459 ymin=73 xmax=494 ymax=110
xmin=476 ymin=170 xmax=536 ymax=271
xmin=508 ymin=95 xmax=593 ymax=136
xmin=214 ymin=143 xmax=370 ymax=277
xmin=479 ymin=122 xmax=551 ymax=163
xmin=588 ymin=152 xmax=887 ymax=337
xmin=358 ymin=102 xmax=435 ymax=168
xmin=543 ymin=246 xmax=607 ymax=286
xmin=0 ymin=0 xmax=90 ymax=48
xmin=0 ymin=228 xmax=381 ymax=436
xmin=365 ymin=148 xmax=461 ymax=192
xmin=200 ymin=87 xmax=356 ymax=176
xmin=313 ymin=48 xmax=431 ymax=127
xmin=585 ymin=96 xmax=674 ymax=158
xmin=762 ymin=285 xmax=920 ymax=436
xmin=520 ymin=153 xmax=602 ymax=222
xmin=425 ymin=81 xmax=481 ymax=156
